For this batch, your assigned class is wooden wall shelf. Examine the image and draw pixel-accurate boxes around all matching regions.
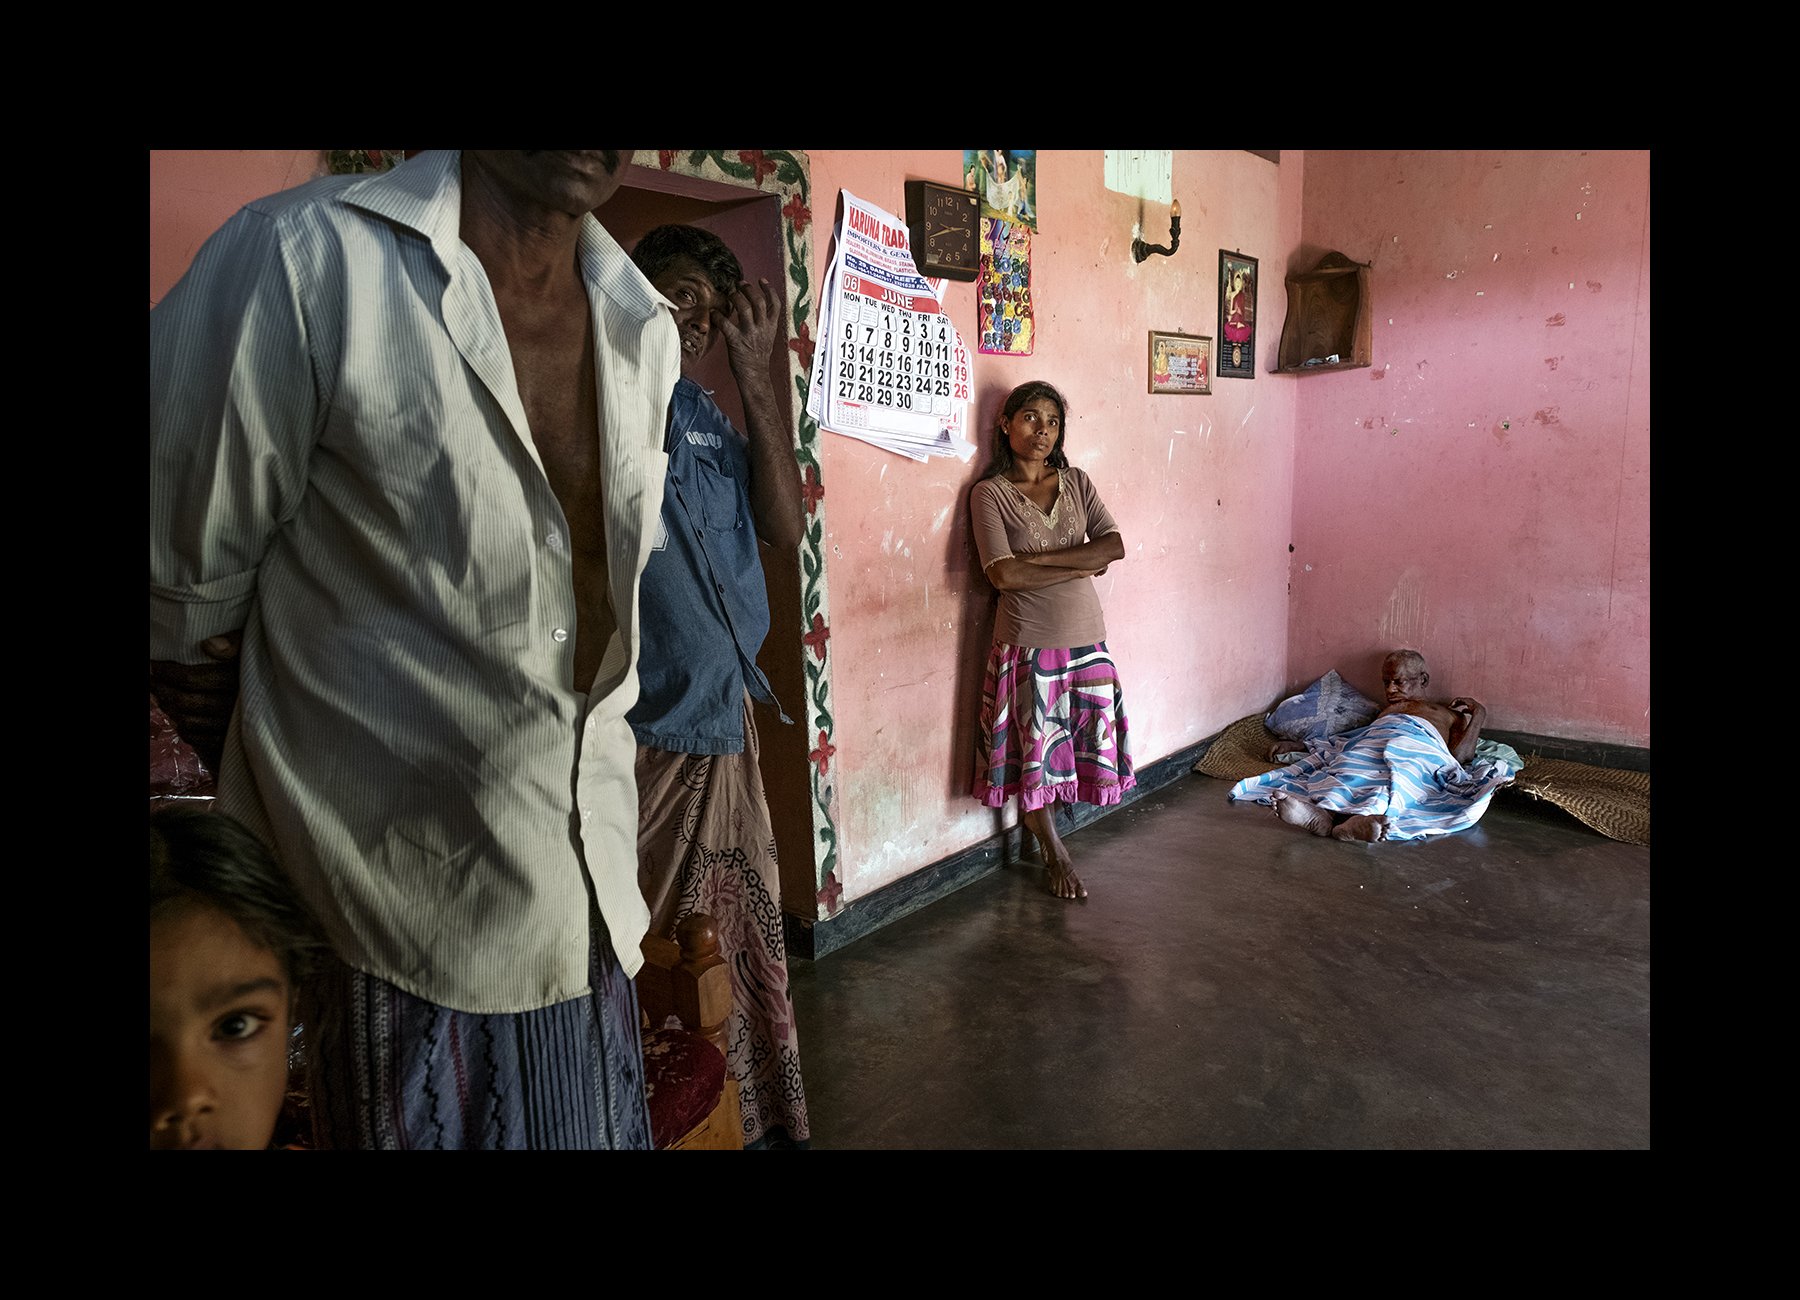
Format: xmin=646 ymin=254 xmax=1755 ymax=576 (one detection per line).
xmin=1278 ymin=251 xmax=1372 ymax=373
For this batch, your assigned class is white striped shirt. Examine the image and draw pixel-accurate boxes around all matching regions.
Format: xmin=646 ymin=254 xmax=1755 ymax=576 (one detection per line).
xmin=149 ymin=151 xmax=680 ymax=1013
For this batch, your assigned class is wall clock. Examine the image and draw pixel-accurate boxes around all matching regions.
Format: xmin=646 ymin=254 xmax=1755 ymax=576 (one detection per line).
xmin=904 ymin=180 xmax=981 ymax=282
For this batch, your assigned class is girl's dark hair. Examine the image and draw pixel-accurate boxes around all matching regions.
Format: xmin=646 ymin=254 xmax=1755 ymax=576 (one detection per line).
xmin=985 ymin=380 xmax=1071 ymax=478
xmin=149 ymin=807 xmax=328 ymax=987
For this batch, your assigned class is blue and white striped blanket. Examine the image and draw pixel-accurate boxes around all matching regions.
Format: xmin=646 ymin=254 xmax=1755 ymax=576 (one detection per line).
xmin=1227 ymin=712 xmax=1521 ymax=841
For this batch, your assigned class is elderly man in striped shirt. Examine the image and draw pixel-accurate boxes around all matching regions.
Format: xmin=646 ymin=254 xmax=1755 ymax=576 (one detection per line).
xmin=150 ymin=150 xmax=681 ymax=1149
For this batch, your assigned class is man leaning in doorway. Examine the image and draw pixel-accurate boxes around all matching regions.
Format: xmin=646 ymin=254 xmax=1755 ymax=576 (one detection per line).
xmin=626 ymin=224 xmax=811 ymax=1146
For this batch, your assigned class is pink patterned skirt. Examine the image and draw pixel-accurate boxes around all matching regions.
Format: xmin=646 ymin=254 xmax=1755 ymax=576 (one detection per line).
xmin=973 ymin=641 xmax=1136 ymax=811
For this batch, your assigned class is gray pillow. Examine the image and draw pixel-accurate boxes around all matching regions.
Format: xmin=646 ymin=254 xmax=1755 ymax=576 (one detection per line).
xmin=1266 ymin=669 xmax=1380 ymax=741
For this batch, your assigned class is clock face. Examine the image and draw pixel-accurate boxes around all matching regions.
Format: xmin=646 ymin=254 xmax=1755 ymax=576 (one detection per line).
xmin=926 ymin=190 xmax=977 ymax=270
xmin=907 ymin=181 xmax=980 ymax=281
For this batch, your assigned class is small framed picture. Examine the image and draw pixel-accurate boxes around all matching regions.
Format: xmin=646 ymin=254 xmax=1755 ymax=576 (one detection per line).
xmin=1217 ymin=250 xmax=1258 ymax=379
xmin=1148 ymin=330 xmax=1212 ymax=395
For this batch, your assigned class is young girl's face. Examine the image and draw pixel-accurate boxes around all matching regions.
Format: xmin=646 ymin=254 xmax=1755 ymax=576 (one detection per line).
xmin=149 ymin=904 xmax=291 ymax=1150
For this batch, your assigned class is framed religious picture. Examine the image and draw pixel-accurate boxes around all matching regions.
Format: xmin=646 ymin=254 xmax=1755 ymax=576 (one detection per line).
xmin=1148 ymin=330 xmax=1211 ymax=394
xmin=1217 ymin=250 xmax=1258 ymax=378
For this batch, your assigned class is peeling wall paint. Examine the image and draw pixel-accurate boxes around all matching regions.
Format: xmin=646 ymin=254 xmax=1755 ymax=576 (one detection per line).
xmin=1377 ymin=568 xmax=1431 ymax=647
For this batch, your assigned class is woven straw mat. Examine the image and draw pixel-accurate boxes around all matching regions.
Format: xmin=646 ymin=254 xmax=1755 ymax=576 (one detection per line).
xmin=1190 ymin=714 xmax=1290 ymax=784
xmin=1511 ymin=757 xmax=1649 ymax=846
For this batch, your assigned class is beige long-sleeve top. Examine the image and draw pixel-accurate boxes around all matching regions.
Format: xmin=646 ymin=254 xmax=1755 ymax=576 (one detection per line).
xmin=149 ymin=150 xmax=680 ymax=1013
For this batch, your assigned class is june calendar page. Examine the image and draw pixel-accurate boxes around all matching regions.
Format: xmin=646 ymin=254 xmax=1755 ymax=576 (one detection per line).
xmin=831 ymin=274 xmax=966 ymax=423
xmin=810 ymin=190 xmax=974 ymax=462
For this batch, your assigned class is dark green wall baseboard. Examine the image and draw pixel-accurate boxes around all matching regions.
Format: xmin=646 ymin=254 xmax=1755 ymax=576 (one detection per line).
xmin=1483 ymin=728 xmax=1650 ymax=773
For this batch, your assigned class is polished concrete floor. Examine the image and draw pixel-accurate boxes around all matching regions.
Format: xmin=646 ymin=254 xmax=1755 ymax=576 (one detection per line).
xmin=788 ymin=772 xmax=1650 ymax=1150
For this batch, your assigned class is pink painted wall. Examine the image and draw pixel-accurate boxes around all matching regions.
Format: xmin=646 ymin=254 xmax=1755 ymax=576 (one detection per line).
xmin=806 ymin=150 xmax=1304 ymax=902
xmin=149 ymin=151 xmax=328 ymax=307
xmin=1286 ymin=151 xmax=1649 ymax=747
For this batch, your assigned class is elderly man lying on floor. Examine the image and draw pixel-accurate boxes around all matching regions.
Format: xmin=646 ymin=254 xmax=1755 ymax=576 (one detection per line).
xmin=1230 ymin=649 xmax=1521 ymax=842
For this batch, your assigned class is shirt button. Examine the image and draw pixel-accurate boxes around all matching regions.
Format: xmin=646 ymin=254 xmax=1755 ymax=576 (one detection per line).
xmin=546 ymin=530 xmax=563 ymax=551
xmin=553 ymin=628 xmax=569 ymax=643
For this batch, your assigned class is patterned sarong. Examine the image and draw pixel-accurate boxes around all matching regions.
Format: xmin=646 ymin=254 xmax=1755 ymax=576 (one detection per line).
xmin=973 ymin=641 xmax=1135 ymax=811
xmin=302 ymin=923 xmax=652 ymax=1150
xmin=1227 ymin=712 xmax=1521 ymax=841
xmin=635 ymin=702 xmax=810 ymax=1148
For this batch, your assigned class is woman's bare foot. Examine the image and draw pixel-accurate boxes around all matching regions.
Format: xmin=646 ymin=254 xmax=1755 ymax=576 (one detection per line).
xmin=1045 ymin=850 xmax=1087 ymax=901
xmin=1332 ymin=814 xmax=1388 ymax=842
xmin=1022 ymin=803 xmax=1086 ymax=900
xmin=1271 ymin=790 xmax=1333 ymax=836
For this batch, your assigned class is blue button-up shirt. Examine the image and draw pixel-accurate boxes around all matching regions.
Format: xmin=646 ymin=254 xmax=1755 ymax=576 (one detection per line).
xmin=628 ymin=377 xmax=788 ymax=752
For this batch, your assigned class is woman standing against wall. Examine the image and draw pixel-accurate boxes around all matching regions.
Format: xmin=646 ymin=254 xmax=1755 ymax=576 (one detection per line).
xmin=969 ymin=381 xmax=1135 ymax=900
